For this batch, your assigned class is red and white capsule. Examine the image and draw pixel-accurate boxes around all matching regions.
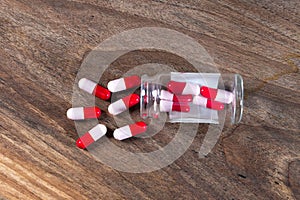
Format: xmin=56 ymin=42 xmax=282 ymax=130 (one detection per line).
xmin=167 ymin=81 xmax=200 ymax=95
xmin=160 ymin=100 xmax=190 ymax=112
xmin=78 ymin=78 xmax=111 ymax=100
xmin=67 ymin=106 xmax=101 ymax=120
xmin=76 ymin=124 xmax=107 ymax=149
xmin=193 ymin=96 xmax=224 ymax=110
xmin=107 ymin=75 xmax=141 ymax=92
xmin=200 ymin=86 xmax=233 ymax=104
xmin=159 ymin=90 xmax=193 ymax=102
xmin=108 ymin=94 xmax=140 ymax=115
xmin=113 ymin=121 xmax=147 ymax=140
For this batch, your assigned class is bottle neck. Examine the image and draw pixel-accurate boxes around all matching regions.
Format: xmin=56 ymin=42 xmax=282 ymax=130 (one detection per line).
xmin=140 ymin=76 xmax=162 ymax=119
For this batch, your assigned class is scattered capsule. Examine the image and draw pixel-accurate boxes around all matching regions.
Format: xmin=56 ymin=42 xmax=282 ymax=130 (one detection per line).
xmin=167 ymin=81 xmax=200 ymax=95
xmin=108 ymin=94 xmax=140 ymax=115
xmin=160 ymin=100 xmax=190 ymax=112
xmin=107 ymin=75 xmax=141 ymax=92
xmin=193 ymin=96 xmax=224 ymax=110
xmin=67 ymin=106 xmax=101 ymax=120
xmin=200 ymin=86 xmax=233 ymax=104
xmin=160 ymin=90 xmax=192 ymax=102
xmin=76 ymin=124 xmax=107 ymax=149
xmin=78 ymin=78 xmax=111 ymax=100
xmin=113 ymin=121 xmax=147 ymax=140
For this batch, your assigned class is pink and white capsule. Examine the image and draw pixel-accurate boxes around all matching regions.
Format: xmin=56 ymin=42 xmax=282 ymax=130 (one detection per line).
xmin=67 ymin=106 xmax=101 ymax=120
xmin=107 ymin=75 xmax=141 ymax=92
xmin=76 ymin=124 xmax=107 ymax=149
xmin=78 ymin=78 xmax=111 ymax=100
xmin=193 ymin=96 xmax=224 ymax=110
xmin=160 ymin=100 xmax=190 ymax=112
xmin=167 ymin=81 xmax=200 ymax=95
xmin=159 ymin=90 xmax=192 ymax=102
xmin=108 ymin=94 xmax=140 ymax=115
xmin=113 ymin=122 xmax=147 ymax=140
xmin=200 ymin=86 xmax=233 ymax=104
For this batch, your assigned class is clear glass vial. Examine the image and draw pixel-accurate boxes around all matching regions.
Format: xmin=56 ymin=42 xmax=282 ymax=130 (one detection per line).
xmin=140 ymin=72 xmax=243 ymax=124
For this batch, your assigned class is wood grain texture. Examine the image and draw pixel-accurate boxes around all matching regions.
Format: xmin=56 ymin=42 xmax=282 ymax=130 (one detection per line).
xmin=0 ymin=0 xmax=299 ymax=199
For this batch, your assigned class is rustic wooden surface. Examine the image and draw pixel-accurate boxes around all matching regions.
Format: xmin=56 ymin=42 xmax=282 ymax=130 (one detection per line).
xmin=1 ymin=0 xmax=299 ymax=199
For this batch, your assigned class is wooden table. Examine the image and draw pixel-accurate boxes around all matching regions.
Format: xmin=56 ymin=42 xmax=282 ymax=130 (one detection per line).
xmin=1 ymin=0 xmax=299 ymax=199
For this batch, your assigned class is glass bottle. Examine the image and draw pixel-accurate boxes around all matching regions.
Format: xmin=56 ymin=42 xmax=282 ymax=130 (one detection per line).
xmin=140 ymin=72 xmax=243 ymax=124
